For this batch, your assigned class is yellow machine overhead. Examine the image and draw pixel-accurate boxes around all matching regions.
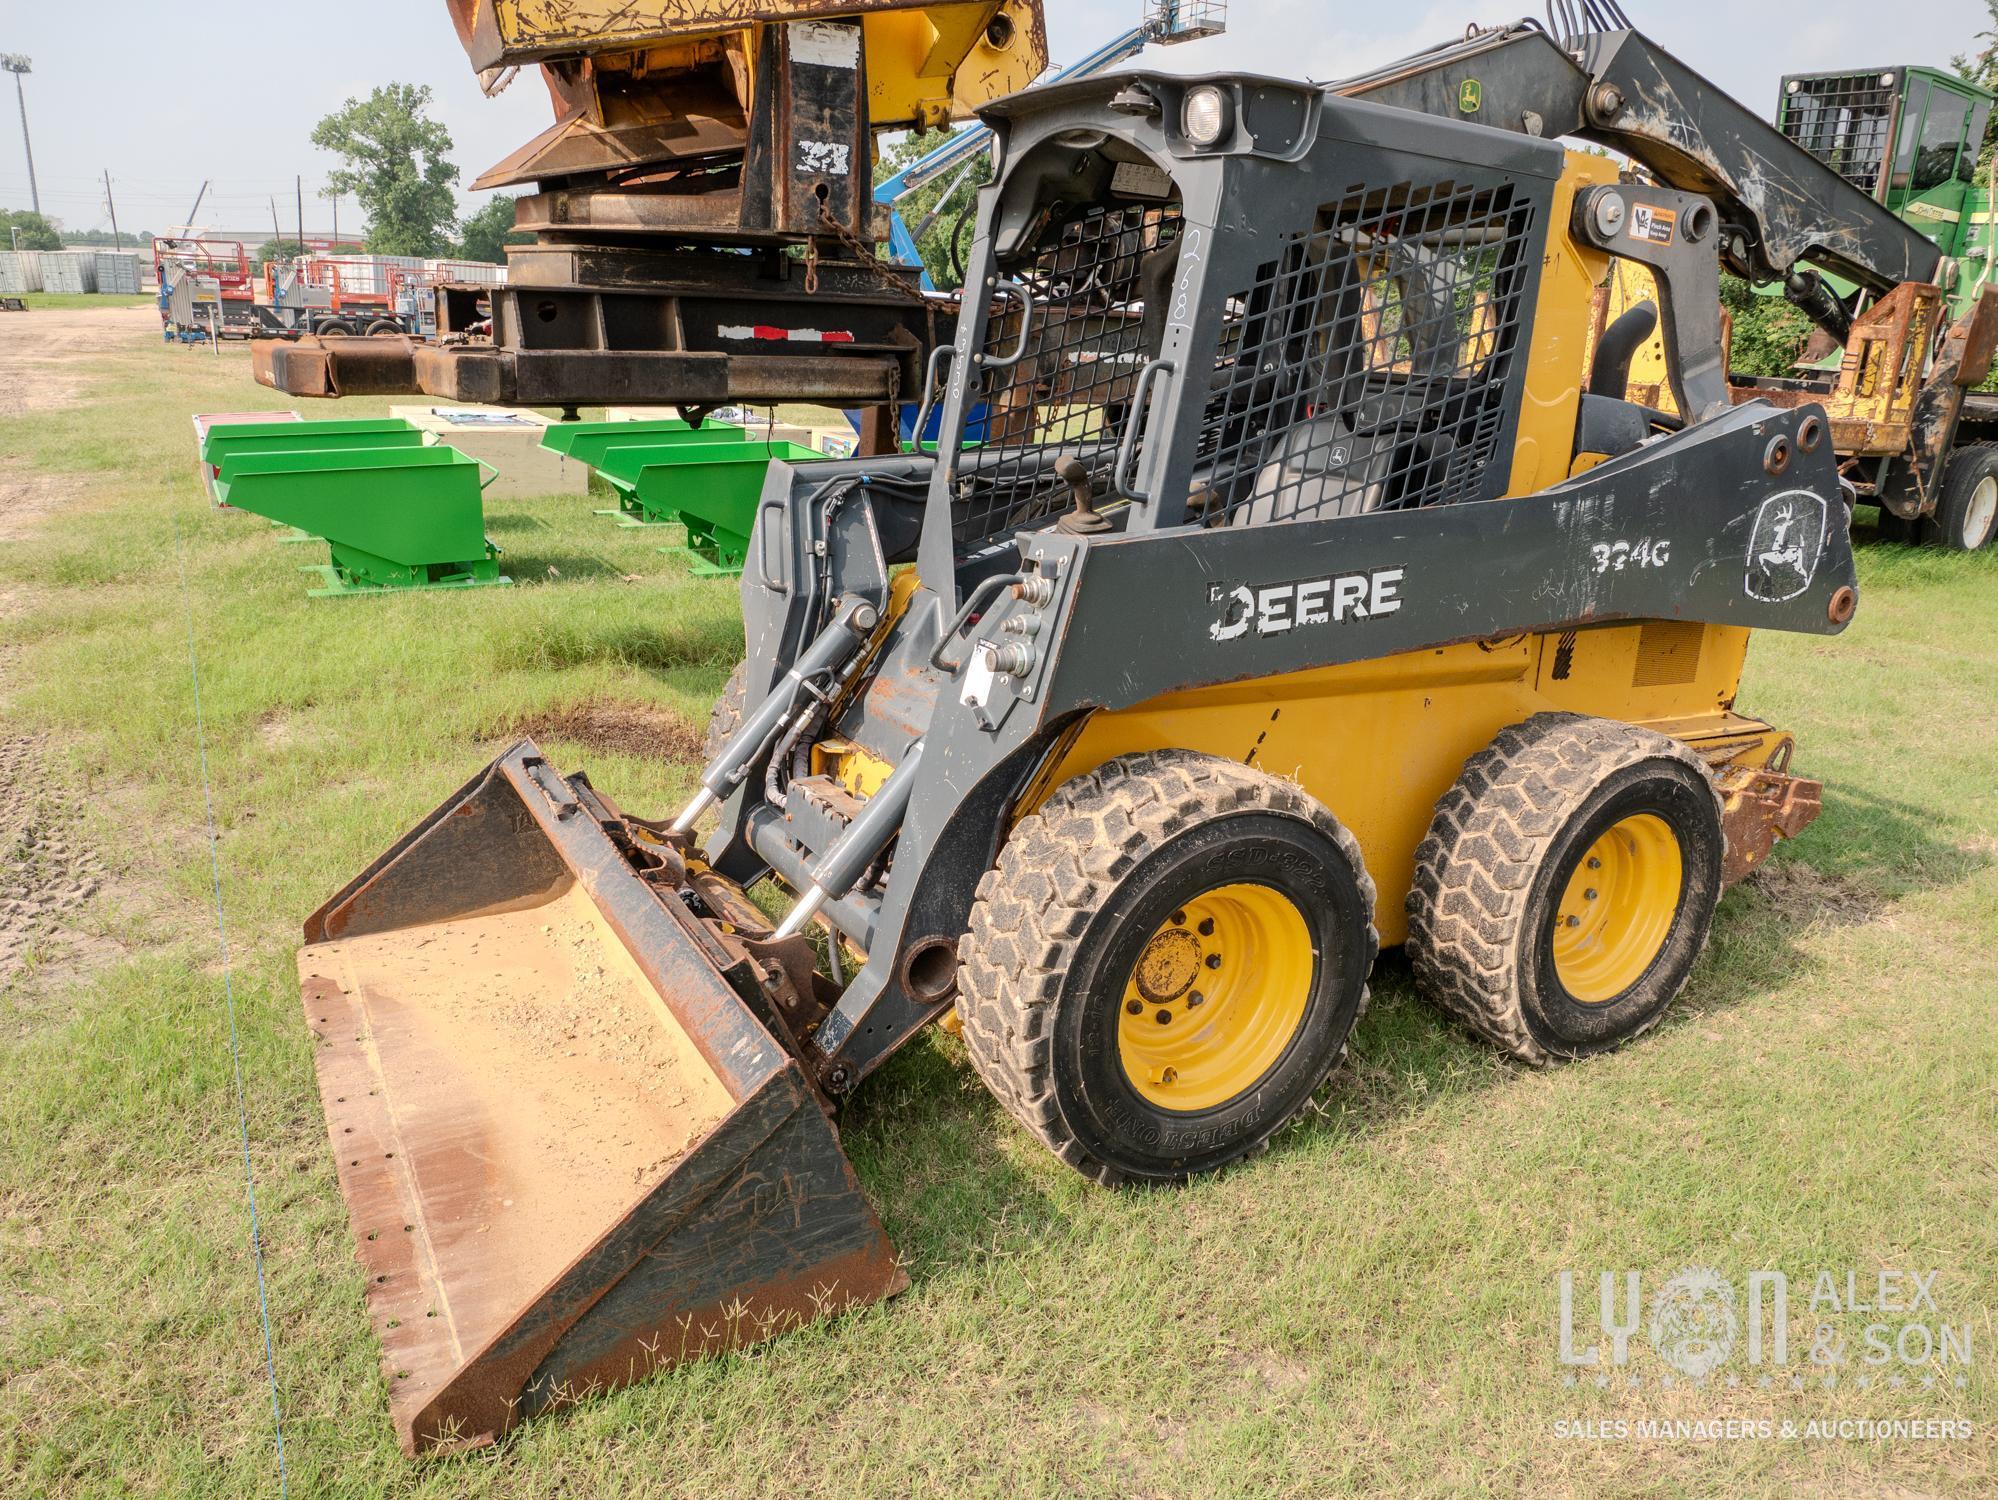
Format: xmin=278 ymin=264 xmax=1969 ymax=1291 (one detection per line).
xmin=447 ymin=0 xmax=1048 ymax=188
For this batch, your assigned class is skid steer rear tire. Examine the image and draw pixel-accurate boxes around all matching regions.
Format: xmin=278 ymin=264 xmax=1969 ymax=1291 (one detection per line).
xmin=1405 ymin=713 xmax=1723 ymax=1066
xmin=704 ymin=660 xmax=747 ymax=763
xmin=957 ymin=750 xmax=1377 ymax=1186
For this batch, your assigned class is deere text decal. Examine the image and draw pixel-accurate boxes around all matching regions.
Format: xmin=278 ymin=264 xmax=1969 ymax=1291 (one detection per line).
xmin=1208 ymin=568 xmax=1405 ymax=641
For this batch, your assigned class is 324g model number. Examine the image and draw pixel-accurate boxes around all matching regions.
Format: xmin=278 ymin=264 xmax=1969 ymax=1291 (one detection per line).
xmin=1591 ymin=537 xmax=1671 ymax=574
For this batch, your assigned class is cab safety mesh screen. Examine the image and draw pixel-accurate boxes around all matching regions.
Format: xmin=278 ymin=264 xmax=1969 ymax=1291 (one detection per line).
xmin=1192 ymin=180 xmax=1535 ymax=527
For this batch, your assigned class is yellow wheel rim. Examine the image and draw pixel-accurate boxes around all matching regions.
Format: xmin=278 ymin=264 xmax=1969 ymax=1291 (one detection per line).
xmin=1550 ymin=813 xmax=1683 ymax=1003
xmin=1117 ymin=883 xmax=1315 ymax=1113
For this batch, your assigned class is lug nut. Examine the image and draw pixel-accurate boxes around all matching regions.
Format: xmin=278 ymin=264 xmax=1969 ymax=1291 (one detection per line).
xmin=1155 ymin=1009 xmax=1172 ymax=1025
xmin=1566 ymin=915 xmax=1583 ymax=928
xmin=1171 ymin=910 xmax=1186 ymax=925
xmin=1197 ymin=917 xmax=1215 ymax=936
xmin=1205 ymin=953 xmax=1222 ymax=969
xmin=1187 ymin=991 xmax=1205 ymax=1008
xmin=1585 ymin=888 xmax=1598 ymax=901
xmin=1127 ymin=999 xmax=1144 ymax=1015
xmin=1588 ymin=856 xmax=1602 ymax=870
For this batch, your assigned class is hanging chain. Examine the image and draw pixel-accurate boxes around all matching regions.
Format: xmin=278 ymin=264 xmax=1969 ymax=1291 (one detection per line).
xmin=809 ymin=203 xmax=933 ymax=304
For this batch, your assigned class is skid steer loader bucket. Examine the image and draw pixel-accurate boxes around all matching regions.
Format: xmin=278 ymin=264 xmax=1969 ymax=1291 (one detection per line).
xmin=299 ymin=740 xmax=905 ymax=1454
xmin=213 ymin=446 xmax=510 ymax=597
xmin=599 ymin=441 xmax=821 ymax=574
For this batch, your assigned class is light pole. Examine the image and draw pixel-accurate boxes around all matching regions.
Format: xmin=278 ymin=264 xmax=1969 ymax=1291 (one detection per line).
xmin=0 ymin=56 xmax=36 ymax=217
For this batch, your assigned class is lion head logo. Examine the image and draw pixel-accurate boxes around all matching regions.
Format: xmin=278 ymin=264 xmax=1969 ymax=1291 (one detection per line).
xmin=1649 ymin=1267 xmax=1739 ymax=1379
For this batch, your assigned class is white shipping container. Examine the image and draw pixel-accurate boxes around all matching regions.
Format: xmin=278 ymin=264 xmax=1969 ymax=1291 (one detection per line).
xmin=425 ymin=258 xmax=506 ymax=285
xmin=41 ymin=251 xmax=98 ymax=294
xmin=0 ymin=251 xmax=44 ymax=294
xmin=319 ymin=254 xmax=390 ymax=296
xmin=94 ymin=251 xmax=142 ymax=294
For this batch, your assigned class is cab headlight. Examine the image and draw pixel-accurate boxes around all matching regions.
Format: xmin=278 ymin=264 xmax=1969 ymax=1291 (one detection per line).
xmin=1182 ymin=86 xmax=1233 ymax=148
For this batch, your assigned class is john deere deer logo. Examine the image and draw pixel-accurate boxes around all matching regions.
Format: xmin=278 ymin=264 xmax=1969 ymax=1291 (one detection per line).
xmin=1745 ymin=491 xmax=1827 ymax=603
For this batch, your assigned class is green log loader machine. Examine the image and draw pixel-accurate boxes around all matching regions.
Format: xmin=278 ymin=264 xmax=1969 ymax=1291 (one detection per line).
xmin=300 ymin=17 xmax=1867 ymax=1455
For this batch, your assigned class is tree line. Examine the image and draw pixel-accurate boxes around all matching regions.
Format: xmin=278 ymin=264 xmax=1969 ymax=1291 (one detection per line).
xmin=2 ymin=84 xmax=525 ymax=265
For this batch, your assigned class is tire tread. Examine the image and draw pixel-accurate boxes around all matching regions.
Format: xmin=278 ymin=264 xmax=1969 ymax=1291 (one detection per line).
xmin=957 ymin=750 xmax=1377 ymax=1186
xmin=1404 ymin=712 xmax=1720 ymax=1066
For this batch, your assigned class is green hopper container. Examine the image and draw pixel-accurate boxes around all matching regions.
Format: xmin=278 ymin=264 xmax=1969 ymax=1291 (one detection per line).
xmin=200 ymin=419 xmax=426 ymax=508
xmin=541 ymin=421 xmax=750 ymax=532
xmin=213 ymin=446 xmax=510 ymax=598
xmin=539 ymin=418 xmax=747 ymax=463
xmin=596 ymin=441 xmax=821 ymax=576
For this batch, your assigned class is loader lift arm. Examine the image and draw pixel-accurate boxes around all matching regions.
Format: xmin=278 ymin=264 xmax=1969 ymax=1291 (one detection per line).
xmin=1338 ymin=22 xmax=1945 ymax=336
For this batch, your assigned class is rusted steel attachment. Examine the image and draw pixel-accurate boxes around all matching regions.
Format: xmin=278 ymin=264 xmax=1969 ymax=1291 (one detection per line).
xmin=299 ymin=740 xmax=904 ymax=1454
xmin=1715 ymin=760 xmax=1825 ymax=887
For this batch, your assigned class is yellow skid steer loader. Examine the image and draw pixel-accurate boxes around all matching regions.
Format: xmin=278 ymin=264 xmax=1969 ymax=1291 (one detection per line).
xmin=301 ymin=51 xmax=1853 ymax=1453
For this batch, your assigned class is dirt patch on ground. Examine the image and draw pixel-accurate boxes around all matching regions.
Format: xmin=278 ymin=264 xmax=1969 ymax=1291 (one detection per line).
xmin=0 ymin=471 xmax=89 ymax=545
xmin=489 ymin=699 xmax=706 ymax=762
xmin=1745 ymin=858 xmax=1890 ymax=929
xmin=0 ymin=733 xmax=105 ymax=987
xmin=255 ymin=709 xmax=296 ymax=749
xmin=0 ymin=305 xmax=157 ymax=421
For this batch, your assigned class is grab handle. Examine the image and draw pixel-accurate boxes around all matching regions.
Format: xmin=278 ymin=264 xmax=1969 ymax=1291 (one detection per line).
xmin=928 ymin=572 xmax=1026 ymax=673
xmin=910 ymin=343 xmax=953 ymax=454
xmin=977 ymin=279 xmax=1035 ymax=370
xmin=755 ymin=498 xmax=789 ymax=594
xmin=1113 ymin=359 xmax=1176 ymax=505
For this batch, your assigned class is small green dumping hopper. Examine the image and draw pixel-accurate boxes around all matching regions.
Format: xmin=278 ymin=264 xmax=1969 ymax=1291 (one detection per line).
xmin=598 ymin=442 xmax=821 ymax=576
xmin=539 ymin=418 xmax=748 ymax=464
xmin=213 ymin=446 xmax=509 ymax=598
xmin=199 ymin=419 xmax=426 ymax=506
xmin=540 ymin=420 xmax=749 ymax=531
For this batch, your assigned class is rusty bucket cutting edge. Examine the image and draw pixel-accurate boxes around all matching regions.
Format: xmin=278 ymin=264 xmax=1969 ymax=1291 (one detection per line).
xmin=298 ymin=740 xmax=906 ymax=1456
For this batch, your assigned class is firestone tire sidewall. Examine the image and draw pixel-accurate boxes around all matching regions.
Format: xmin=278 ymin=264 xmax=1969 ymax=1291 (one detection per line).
xmin=1046 ymin=813 xmax=1372 ymax=1182
xmin=1517 ymin=762 xmax=1723 ymax=1057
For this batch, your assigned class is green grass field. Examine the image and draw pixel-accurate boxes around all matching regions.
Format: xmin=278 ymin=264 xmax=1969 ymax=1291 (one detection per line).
xmin=1 ymin=316 xmax=1994 ymax=1497
xmin=9 ymin=292 xmax=158 ymax=311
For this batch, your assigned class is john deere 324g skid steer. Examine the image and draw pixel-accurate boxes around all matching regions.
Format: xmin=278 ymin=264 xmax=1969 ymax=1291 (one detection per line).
xmin=301 ymin=60 xmax=1856 ymax=1453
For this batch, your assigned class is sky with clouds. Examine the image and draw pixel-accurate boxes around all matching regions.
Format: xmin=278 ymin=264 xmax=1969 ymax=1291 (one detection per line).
xmin=0 ymin=1 xmax=1990 ymax=238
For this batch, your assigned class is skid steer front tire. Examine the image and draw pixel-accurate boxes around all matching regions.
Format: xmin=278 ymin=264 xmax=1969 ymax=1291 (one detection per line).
xmin=958 ymin=750 xmax=1377 ymax=1186
xmin=1405 ymin=713 xmax=1724 ymax=1066
xmin=705 ymin=660 xmax=747 ymax=763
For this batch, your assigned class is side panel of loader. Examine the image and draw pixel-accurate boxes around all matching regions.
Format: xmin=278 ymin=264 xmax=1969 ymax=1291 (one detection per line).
xmin=1022 ymin=625 xmax=1787 ymax=948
